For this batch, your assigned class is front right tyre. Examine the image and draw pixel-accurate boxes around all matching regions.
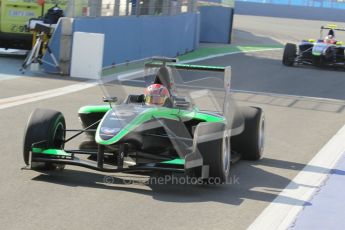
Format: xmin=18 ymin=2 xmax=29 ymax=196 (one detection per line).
xmin=231 ymin=107 xmax=265 ymax=161
xmin=189 ymin=122 xmax=230 ymax=184
xmin=23 ymin=108 xmax=66 ymax=170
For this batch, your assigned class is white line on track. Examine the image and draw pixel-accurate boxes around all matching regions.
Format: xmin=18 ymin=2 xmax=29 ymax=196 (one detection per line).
xmin=0 ymin=73 xmax=21 ymax=81
xmin=0 ymin=80 xmax=98 ymax=110
xmin=0 ymin=48 xmax=282 ymax=110
xmin=0 ymin=70 xmax=141 ymax=110
xmin=248 ymin=124 xmax=345 ymax=230
xmin=232 ymin=89 xmax=345 ymax=104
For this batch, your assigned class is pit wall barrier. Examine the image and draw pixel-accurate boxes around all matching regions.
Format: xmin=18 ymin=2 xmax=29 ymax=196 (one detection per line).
xmin=236 ymin=1 xmax=345 ymax=22
xmin=199 ymin=6 xmax=234 ymax=43
xmin=43 ymin=13 xmax=200 ymax=74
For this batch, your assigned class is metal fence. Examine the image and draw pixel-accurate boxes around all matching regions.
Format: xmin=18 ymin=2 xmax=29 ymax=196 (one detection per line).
xmin=66 ymin=0 xmax=198 ymax=17
xmin=198 ymin=0 xmax=235 ymax=7
xmin=235 ymin=0 xmax=345 ymax=9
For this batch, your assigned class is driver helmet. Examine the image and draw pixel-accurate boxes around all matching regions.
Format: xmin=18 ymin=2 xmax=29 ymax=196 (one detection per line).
xmin=144 ymin=84 xmax=170 ymax=106
xmin=324 ymin=35 xmax=335 ymax=44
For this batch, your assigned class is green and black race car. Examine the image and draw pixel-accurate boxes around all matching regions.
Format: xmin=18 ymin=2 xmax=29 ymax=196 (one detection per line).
xmin=23 ymin=57 xmax=265 ymax=184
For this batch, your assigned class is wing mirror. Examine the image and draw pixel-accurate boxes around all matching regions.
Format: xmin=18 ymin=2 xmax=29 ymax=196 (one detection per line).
xmin=103 ymin=97 xmax=118 ymax=107
xmin=174 ymin=98 xmax=191 ymax=108
xmin=103 ymin=97 xmax=118 ymax=103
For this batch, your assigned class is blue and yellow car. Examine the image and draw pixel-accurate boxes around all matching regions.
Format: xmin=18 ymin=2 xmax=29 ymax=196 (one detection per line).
xmin=283 ymin=25 xmax=345 ymax=69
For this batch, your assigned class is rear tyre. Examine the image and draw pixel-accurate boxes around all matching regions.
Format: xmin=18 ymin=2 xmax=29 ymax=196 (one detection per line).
xmin=282 ymin=43 xmax=297 ymax=66
xmin=231 ymin=107 xmax=265 ymax=161
xmin=189 ymin=122 xmax=230 ymax=184
xmin=23 ymin=109 xmax=66 ymax=170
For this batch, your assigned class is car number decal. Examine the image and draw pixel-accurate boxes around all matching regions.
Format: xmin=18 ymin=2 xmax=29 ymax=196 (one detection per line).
xmin=10 ymin=24 xmax=27 ymax=33
xmin=112 ymin=110 xmax=136 ymax=117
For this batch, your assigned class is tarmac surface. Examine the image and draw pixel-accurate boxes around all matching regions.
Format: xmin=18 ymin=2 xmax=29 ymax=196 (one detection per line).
xmin=1 ymin=15 xmax=345 ymax=229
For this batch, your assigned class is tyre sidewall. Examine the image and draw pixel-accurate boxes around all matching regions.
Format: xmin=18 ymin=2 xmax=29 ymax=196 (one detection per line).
xmin=231 ymin=107 xmax=265 ymax=161
xmin=193 ymin=122 xmax=230 ymax=184
xmin=23 ymin=109 xmax=66 ymax=165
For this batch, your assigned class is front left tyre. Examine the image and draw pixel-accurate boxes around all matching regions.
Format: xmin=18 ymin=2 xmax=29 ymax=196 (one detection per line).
xmin=282 ymin=43 xmax=297 ymax=66
xmin=23 ymin=108 xmax=66 ymax=170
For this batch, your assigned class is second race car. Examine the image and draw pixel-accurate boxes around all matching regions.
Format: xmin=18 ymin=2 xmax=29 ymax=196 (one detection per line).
xmin=283 ymin=25 xmax=345 ymax=69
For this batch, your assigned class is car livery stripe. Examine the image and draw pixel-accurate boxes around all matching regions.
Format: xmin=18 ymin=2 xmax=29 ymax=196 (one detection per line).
xmin=96 ymin=107 xmax=225 ymax=145
xmin=161 ymin=158 xmax=185 ymax=165
xmin=78 ymin=105 xmax=112 ymax=114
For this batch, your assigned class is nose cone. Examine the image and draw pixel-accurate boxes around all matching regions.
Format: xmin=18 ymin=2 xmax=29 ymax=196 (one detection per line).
xmin=96 ymin=105 xmax=147 ymax=144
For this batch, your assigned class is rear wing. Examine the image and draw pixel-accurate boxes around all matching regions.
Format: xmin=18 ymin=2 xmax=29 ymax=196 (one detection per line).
xmin=144 ymin=62 xmax=232 ymax=93
xmin=321 ymin=25 xmax=345 ymax=32
xmin=320 ymin=25 xmax=345 ymax=38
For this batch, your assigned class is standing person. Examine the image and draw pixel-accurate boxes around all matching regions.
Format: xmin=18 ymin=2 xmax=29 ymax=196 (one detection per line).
xmin=43 ymin=5 xmax=65 ymax=24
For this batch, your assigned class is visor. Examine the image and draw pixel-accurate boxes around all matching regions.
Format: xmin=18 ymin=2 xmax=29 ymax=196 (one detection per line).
xmin=145 ymin=95 xmax=166 ymax=105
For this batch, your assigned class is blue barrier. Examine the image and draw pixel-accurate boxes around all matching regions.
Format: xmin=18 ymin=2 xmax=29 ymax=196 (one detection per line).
xmin=43 ymin=13 xmax=199 ymax=73
xmin=199 ymin=6 xmax=234 ymax=43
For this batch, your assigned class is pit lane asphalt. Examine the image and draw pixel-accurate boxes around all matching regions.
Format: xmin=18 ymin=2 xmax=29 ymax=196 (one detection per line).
xmin=1 ymin=15 xmax=345 ymax=230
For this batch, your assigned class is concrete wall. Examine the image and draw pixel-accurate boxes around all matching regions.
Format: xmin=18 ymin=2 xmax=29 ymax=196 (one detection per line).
xmin=43 ymin=13 xmax=200 ymax=73
xmin=199 ymin=6 xmax=234 ymax=43
xmin=236 ymin=2 xmax=345 ymax=22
